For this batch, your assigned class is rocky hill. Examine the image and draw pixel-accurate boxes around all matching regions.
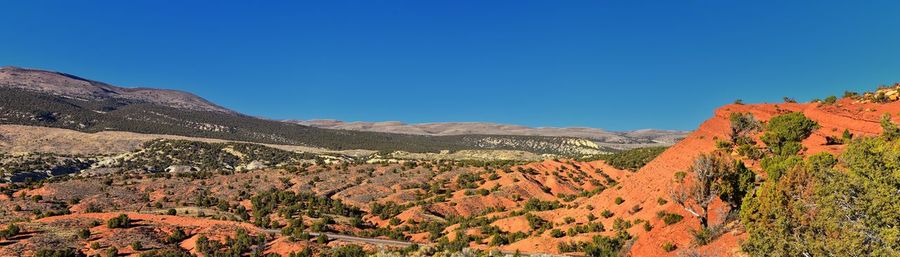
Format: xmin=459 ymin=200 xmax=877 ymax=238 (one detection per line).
xmin=0 ymin=67 xmax=234 ymax=114
xmin=603 ymin=93 xmax=900 ymax=256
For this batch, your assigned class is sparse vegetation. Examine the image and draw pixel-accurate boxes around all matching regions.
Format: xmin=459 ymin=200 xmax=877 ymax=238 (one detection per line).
xmin=557 ymin=233 xmax=631 ymax=257
xmin=34 ymin=248 xmax=81 ymax=257
xmin=589 ymin=147 xmax=668 ymax=171
xmin=523 ymin=198 xmax=562 ymax=211
xmin=822 ymin=95 xmax=838 ymax=105
xmin=370 ymin=201 xmax=409 ymax=220
xmin=251 ymin=189 xmax=361 ymax=228
xmin=195 ymin=229 xmax=268 ymax=257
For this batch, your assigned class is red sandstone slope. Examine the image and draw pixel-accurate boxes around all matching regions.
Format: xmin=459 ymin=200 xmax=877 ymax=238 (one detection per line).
xmin=617 ymin=98 xmax=900 ymax=256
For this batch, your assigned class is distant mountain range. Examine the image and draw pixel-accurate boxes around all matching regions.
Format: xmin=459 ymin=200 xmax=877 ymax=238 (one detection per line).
xmin=290 ymin=120 xmax=687 ymax=145
xmin=0 ymin=66 xmax=687 ymax=156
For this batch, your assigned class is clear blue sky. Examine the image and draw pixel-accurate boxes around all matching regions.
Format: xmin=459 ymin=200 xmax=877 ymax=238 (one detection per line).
xmin=2 ymin=1 xmax=900 ymax=131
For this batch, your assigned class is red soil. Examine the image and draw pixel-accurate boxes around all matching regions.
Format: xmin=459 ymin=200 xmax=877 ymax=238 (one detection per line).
xmin=623 ymin=98 xmax=900 ymax=256
xmin=36 ymin=212 xmax=264 ymax=255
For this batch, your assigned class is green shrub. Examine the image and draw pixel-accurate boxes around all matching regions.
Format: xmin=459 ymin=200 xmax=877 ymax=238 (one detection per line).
xmin=657 ymin=211 xmax=684 ymax=225
xmin=107 ymin=214 xmax=131 ymax=228
xmin=760 ymin=112 xmax=818 ymax=156
xmin=662 ymin=242 xmax=677 ymax=252
xmin=106 ymin=247 xmax=119 ymax=257
xmin=370 ymin=201 xmax=407 ymax=220
xmin=550 ymin=229 xmax=564 ymax=238
xmin=656 ymin=197 xmax=668 ymax=205
xmin=689 ymin=226 xmax=721 ymax=246
xmin=760 ymin=155 xmax=802 ymax=181
xmin=0 ymin=223 xmax=21 ymax=239
xmin=524 ymin=198 xmax=562 ymax=211
xmin=715 ymin=139 xmax=734 ymax=151
xmin=674 ymin=171 xmax=686 ymax=182
xmin=614 ymin=197 xmax=624 ymax=205
xmin=525 ymin=213 xmax=550 ymax=231
xmin=881 ymin=114 xmax=900 ymax=140
xmin=612 ymin=218 xmax=632 ymax=232
xmin=842 ymin=129 xmax=853 ymax=141
xmin=601 ymin=210 xmax=613 ymax=218
xmin=165 ymin=228 xmax=188 ymax=244
xmin=78 ymin=228 xmax=91 ymax=239
xmin=714 ymin=160 xmax=756 ymax=209
xmin=131 ymin=241 xmax=143 ymax=251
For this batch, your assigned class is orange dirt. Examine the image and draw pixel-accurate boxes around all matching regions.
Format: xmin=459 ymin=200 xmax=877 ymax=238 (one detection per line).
xmin=34 ymin=212 xmax=265 ymax=255
xmin=622 ymin=98 xmax=900 ymax=256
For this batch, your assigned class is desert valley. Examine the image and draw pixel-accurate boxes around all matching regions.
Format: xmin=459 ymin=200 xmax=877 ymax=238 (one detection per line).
xmin=0 ymin=66 xmax=898 ymax=257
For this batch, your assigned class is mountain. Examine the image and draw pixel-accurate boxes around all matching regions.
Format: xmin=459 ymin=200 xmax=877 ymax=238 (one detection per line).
xmin=290 ymin=120 xmax=687 ymax=145
xmin=0 ymin=66 xmax=233 ymax=114
xmin=0 ymin=67 xmax=672 ymax=156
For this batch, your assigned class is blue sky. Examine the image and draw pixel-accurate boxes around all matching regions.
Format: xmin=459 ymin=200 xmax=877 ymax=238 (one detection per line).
xmin=2 ymin=1 xmax=900 ymax=131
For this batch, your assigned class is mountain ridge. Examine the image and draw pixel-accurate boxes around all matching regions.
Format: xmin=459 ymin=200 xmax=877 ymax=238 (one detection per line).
xmin=0 ymin=66 xmax=684 ymax=155
xmin=289 ymin=119 xmax=688 ymax=145
xmin=0 ymin=66 xmax=235 ymax=114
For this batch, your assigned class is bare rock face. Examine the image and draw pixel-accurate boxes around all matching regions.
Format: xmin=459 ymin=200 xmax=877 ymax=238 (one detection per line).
xmin=244 ymin=160 xmax=268 ymax=171
xmin=0 ymin=66 xmax=234 ymax=114
xmin=165 ymin=165 xmax=198 ymax=173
